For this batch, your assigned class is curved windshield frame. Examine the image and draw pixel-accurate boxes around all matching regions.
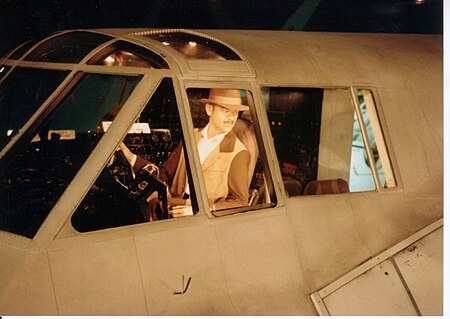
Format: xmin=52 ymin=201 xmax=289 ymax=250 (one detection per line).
xmin=7 ymin=33 xmax=53 ymax=60
xmin=24 ymin=31 xmax=113 ymax=63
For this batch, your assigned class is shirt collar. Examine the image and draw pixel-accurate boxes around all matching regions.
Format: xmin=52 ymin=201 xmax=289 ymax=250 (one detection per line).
xmin=201 ymin=123 xmax=228 ymax=143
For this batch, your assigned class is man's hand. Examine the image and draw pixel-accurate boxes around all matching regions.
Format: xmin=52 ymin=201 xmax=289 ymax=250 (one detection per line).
xmin=170 ymin=205 xmax=193 ymax=218
xmin=118 ymin=142 xmax=134 ymax=163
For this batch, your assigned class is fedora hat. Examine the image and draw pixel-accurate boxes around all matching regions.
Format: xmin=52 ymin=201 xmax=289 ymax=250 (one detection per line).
xmin=200 ymin=88 xmax=249 ymax=111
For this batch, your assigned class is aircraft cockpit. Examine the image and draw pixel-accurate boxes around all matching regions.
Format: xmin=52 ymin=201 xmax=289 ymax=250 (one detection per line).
xmin=1 ymin=29 xmax=395 ymax=239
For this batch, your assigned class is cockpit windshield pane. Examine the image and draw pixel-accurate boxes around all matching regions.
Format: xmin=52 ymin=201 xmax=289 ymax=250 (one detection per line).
xmin=0 ymin=67 xmax=69 ymax=151
xmin=144 ymin=32 xmax=241 ymax=60
xmin=71 ymin=78 xmax=192 ymax=232
xmin=0 ymin=73 xmax=141 ymax=238
xmin=24 ymin=31 xmax=113 ymax=63
xmin=87 ymin=40 xmax=169 ymax=68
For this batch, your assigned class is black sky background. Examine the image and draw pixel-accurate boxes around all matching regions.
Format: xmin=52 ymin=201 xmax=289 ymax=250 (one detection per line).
xmin=0 ymin=0 xmax=443 ymax=56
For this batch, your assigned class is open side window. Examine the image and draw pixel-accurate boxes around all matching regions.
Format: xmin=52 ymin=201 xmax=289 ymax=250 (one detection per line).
xmin=262 ymin=87 xmax=395 ymax=197
xmin=186 ymin=87 xmax=277 ymax=217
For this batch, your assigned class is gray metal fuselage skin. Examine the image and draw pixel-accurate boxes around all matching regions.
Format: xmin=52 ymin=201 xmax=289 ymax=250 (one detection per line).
xmin=0 ymin=29 xmax=442 ymax=315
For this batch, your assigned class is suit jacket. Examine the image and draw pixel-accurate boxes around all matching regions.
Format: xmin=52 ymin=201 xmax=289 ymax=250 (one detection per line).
xmin=134 ymin=129 xmax=251 ymax=211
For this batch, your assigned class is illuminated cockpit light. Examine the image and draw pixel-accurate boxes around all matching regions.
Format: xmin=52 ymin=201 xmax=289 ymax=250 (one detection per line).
xmin=87 ymin=40 xmax=169 ymax=68
xmin=143 ymin=32 xmax=240 ymax=60
xmin=7 ymin=129 xmax=14 ymax=136
xmin=104 ymin=56 xmax=115 ymax=63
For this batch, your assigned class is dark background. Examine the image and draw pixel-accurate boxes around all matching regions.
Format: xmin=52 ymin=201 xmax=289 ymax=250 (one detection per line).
xmin=0 ymin=0 xmax=443 ymax=56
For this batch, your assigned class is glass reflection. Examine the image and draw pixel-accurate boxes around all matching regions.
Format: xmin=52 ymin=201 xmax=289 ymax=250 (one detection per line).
xmin=0 ymin=73 xmax=141 ymax=238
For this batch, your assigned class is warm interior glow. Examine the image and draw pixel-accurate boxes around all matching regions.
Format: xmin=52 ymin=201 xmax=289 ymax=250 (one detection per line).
xmin=104 ymin=55 xmax=115 ymax=63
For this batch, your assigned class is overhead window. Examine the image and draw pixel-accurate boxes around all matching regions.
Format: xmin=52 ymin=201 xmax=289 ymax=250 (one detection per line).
xmin=87 ymin=40 xmax=169 ymax=68
xmin=0 ymin=72 xmax=141 ymax=238
xmin=262 ymin=87 xmax=395 ymax=196
xmin=24 ymin=31 xmax=113 ymax=63
xmin=144 ymin=32 xmax=241 ymax=60
xmin=6 ymin=34 xmax=51 ymax=60
xmin=0 ymin=67 xmax=69 ymax=151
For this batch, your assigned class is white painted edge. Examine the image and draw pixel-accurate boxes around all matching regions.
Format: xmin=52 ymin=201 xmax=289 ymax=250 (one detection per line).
xmin=362 ymin=89 xmax=396 ymax=188
xmin=315 ymin=218 xmax=443 ymax=299
xmin=310 ymin=291 xmax=330 ymax=316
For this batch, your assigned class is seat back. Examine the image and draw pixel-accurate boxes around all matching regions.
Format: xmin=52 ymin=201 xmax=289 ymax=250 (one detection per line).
xmin=232 ymin=118 xmax=258 ymax=186
xmin=303 ymin=178 xmax=349 ymax=195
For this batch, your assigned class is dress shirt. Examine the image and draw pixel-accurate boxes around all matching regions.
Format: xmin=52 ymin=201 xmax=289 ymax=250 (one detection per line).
xmin=184 ymin=124 xmax=227 ymax=195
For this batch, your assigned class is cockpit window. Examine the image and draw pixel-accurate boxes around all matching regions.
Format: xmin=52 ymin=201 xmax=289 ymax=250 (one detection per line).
xmin=72 ymin=78 xmax=193 ymax=232
xmin=71 ymin=83 xmax=277 ymax=232
xmin=144 ymin=32 xmax=241 ymax=60
xmin=0 ymin=67 xmax=69 ymax=151
xmin=48 ymin=74 xmax=141 ymax=132
xmin=24 ymin=31 xmax=113 ymax=63
xmin=263 ymin=87 xmax=395 ymax=197
xmin=186 ymin=87 xmax=276 ymax=215
xmin=87 ymin=40 xmax=169 ymax=68
xmin=0 ymin=72 xmax=141 ymax=238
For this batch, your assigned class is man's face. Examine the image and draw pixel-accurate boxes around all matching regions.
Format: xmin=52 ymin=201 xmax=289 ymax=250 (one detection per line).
xmin=206 ymin=104 xmax=239 ymax=137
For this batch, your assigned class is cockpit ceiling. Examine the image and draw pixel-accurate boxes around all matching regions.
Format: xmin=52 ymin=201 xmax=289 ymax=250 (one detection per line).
xmin=138 ymin=31 xmax=242 ymax=61
xmin=4 ymin=29 xmax=246 ymax=65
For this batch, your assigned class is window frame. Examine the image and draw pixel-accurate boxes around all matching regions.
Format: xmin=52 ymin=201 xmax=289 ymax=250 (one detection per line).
xmin=0 ymin=36 xmax=180 ymax=245
xmin=259 ymin=84 xmax=398 ymax=197
xmin=180 ymin=80 xmax=280 ymax=218
xmin=350 ymin=86 xmax=399 ymax=191
xmin=0 ymin=71 xmax=148 ymax=238
xmin=29 ymin=74 xmax=161 ymax=244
